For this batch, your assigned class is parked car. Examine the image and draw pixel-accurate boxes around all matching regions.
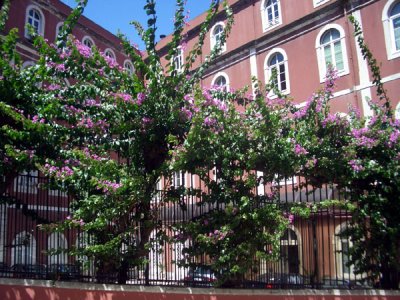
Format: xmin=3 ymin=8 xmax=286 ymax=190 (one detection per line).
xmin=11 ymin=264 xmax=47 ymax=279
xmin=183 ymin=266 xmax=217 ymax=287
xmin=48 ymin=264 xmax=80 ymax=280
xmin=319 ymin=277 xmax=372 ymax=289
xmin=245 ymin=273 xmax=310 ymax=289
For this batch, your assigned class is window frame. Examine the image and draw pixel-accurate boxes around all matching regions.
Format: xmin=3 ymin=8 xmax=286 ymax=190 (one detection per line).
xmin=211 ymin=72 xmax=230 ymax=91
xmin=123 ymin=59 xmax=135 ymax=76
xmin=210 ymin=22 xmax=226 ymax=53
xmin=25 ymin=5 xmax=45 ymax=39
xmin=313 ymin=0 xmax=330 ymax=8
xmin=315 ymin=24 xmax=349 ymax=83
xmin=334 ymin=223 xmax=355 ymax=279
xmin=13 ymin=170 xmax=38 ymax=194
xmin=264 ymin=48 xmax=290 ymax=97
xmin=104 ymin=48 xmax=116 ymax=61
xmin=82 ymin=36 xmax=95 ymax=49
xmin=55 ymin=22 xmax=63 ymax=41
xmin=383 ymin=0 xmax=400 ymax=60
xmin=260 ymin=0 xmax=282 ymax=32
xmin=172 ymin=46 xmax=184 ymax=73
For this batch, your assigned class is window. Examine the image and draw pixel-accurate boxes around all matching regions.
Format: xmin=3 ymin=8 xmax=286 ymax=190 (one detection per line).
xmin=55 ymin=22 xmax=66 ymax=48
xmin=334 ymin=224 xmax=354 ymax=278
xmin=212 ymin=72 xmax=229 ymax=91
xmin=280 ymin=228 xmax=301 ymax=274
xmin=82 ymin=36 xmax=95 ymax=48
xmin=47 ymin=233 xmax=67 ymax=265
xmin=261 ymin=0 xmax=282 ymax=32
xmin=104 ymin=48 xmax=116 ymax=60
xmin=172 ymin=47 xmax=184 ymax=73
xmin=265 ymin=48 xmax=290 ymax=96
xmin=13 ymin=170 xmax=38 ymax=194
xmin=316 ymin=24 xmax=349 ymax=82
xmin=124 ymin=60 xmax=135 ymax=76
xmin=25 ymin=5 xmax=45 ymax=39
xmin=383 ymin=0 xmax=400 ymax=60
xmin=313 ymin=0 xmax=330 ymax=7
xmin=273 ymin=174 xmax=297 ymax=186
xmin=396 ymin=102 xmax=400 ymax=119
xmin=172 ymin=171 xmax=185 ymax=188
xmin=211 ymin=22 xmax=226 ymax=53
xmin=22 ymin=61 xmax=35 ymax=69
xmin=11 ymin=232 xmax=37 ymax=265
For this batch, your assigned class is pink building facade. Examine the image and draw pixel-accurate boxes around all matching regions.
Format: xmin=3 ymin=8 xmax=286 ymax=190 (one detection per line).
xmin=157 ymin=0 xmax=400 ymax=118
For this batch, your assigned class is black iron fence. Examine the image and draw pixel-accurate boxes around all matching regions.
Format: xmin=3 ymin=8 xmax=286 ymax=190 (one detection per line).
xmin=0 ymin=171 xmax=371 ymax=289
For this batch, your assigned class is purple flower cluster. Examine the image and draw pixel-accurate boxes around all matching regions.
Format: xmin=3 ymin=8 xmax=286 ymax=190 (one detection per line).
xmin=77 ymin=117 xmax=109 ymax=131
xmin=44 ymin=164 xmax=74 ymax=178
xmin=349 ymin=159 xmax=364 ymax=172
xmin=66 ymin=216 xmax=85 ymax=226
xmin=202 ymin=89 xmax=228 ymax=112
xmin=64 ymin=105 xmax=83 ymax=115
xmin=294 ymin=144 xmax=308 ymax=156
xmin=136 ymin=92 xmax=146 ymax=105
xmin=101 ymin=53 xmax=118 ymax=69
xmin=83 ymin=148 xmax=104 ymax=161
xmin=84 ymin=99 xmax=101 ymax=107
xmin=351 ymin=128 xmax=369 ymax=138
xmin=351 ymin=128 xmax=376 ymax=149
xmin=100 ymin=180 xmax=122 ymax=194
xmin=388 ymin=130 xmax=400 ymax=148
xmin=321 ymin=113 xmax=342 ymax=128
xmin=74 ymin=39 xmax=92 ymax=58
xmin=207 ymin=229 xmax=232 ymax=243
xmin=293 ymin=99 xmax=312 ymax=119
xmin=31 ymin=115 xmax=45 ymax=124
xmin=203 ymin=116 xmax=217 ymax=127
xmin=324 ymin=65 xmax=338 ymax=93
xmin=283 ymin=212 xmax=295 ymax=224
xmin=180 ymin=107 xmax=193 ymax=120
xmin=46 ymin=84 xmax=61 ymax=91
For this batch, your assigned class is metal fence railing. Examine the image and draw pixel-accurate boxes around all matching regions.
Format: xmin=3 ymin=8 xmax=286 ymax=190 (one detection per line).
xmin=0 ymin=172 xmax=371 ymax=289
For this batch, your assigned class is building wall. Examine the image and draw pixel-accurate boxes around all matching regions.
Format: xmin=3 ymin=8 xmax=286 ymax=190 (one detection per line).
xmin=157 ymin=0 xmax=399 ymax=115
xmin=3 ymin=0 xmax=133 ymax=69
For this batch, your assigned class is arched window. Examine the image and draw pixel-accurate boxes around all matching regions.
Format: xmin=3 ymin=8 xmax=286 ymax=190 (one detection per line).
xmin=334 ymin=223 xmax=354 ymax=279
xmin=280 ymin=228 xmax=300 ymax=274
xmin=265 ymin=48 xmax=290 ymax=96
xmin=76 ymin=233 xmax=94 ymax=276
xmin=55 ymin=22 xmax=63 ymax=40
xmin=211 ymin=22 xmax=226 ymax=53
xmin=390 ymin=2 xmax=400 ymax=52
xmin=82 ymin=36 xmax=95 ymax=49
xmin=261 ymin=0 xmax=282 ymax=32
xmin=11 ymin=232 xmax=36 ymax=265
xmin=55 ymin=22 xmax=67 ymax=48
xmin=316 ymin=24 xmax=349 ymax=82
xmin=25 ymin=5 xmax=45 ymax=39
xmin=104 ymin=48 xmax=116 ymax=60
xmin=22 ymin=61 xmax=35 ymax=69
xmin=47 ymin=233 xmax=67 ymax=265
xmin=395 ymin=102 xmax=400 ymax=119
xmin=212 ymin=72 xmax=229 ymax=91
xmin=172 ymin=46 xmax=184 ymax=73
xmin=383 ymin=0 xmax=400 ymax=60
xmin=124 ymin=60 xmax=135 ymax=76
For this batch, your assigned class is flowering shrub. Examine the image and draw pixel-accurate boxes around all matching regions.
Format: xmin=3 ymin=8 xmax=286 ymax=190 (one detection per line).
xmin=1 ymin=0 xmax=399 ymax=289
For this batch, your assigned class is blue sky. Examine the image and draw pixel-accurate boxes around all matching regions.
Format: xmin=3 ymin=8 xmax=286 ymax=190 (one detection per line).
xmin=60 ymin=0 xmax=212 ymax=49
